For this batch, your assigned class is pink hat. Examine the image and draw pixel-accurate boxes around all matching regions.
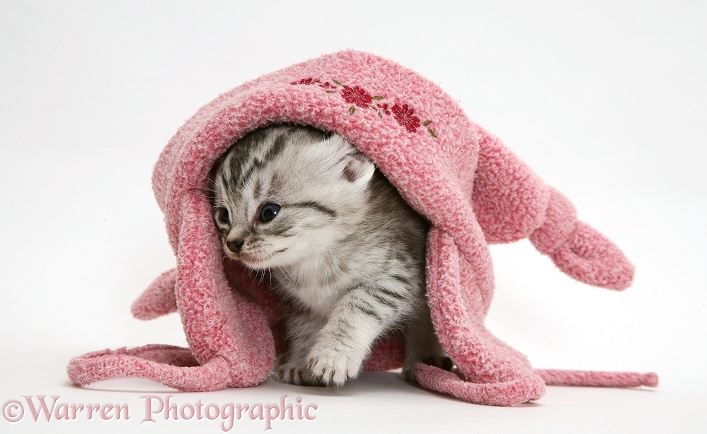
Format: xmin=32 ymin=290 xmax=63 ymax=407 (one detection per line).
xmin=67 ymin=50 xmax=657 ymax=406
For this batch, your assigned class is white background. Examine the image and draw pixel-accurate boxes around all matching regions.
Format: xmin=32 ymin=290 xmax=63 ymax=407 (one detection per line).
xmin=1 ymin=1 xmax=706 ymax=433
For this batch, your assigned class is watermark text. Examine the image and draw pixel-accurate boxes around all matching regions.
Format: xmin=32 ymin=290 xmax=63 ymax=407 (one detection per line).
xmin=2 ymin=394 xmax=317 ymax=431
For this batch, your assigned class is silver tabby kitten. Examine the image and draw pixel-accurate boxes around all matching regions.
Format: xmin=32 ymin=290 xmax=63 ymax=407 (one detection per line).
xmin=209 ymin=125 xmax=451 ymax=386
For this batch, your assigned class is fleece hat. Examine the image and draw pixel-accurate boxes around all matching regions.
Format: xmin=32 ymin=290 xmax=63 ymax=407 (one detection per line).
xmin=67 ymin=50 xmax=657 ymax=406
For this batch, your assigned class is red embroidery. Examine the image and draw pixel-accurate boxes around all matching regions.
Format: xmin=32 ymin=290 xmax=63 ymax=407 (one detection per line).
xmin=319 ymin=81 xmax=337 ymax=92
xmin=291 ymin=78 xmax=318 ymax=85
xmin=291 ymin=77 xmax=438 ymax=138
xmin=342 ymin=86 xmax=373 ymax=108
xmin=377 ymin=103 xmax=391 ymax=116
xmin=392 ymin=103 xmax=421 ymax=133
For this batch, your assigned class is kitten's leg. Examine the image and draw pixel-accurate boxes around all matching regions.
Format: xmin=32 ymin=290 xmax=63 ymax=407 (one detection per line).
xmin=307 ymin=286 xmax=404 ymax=387
xmin=275 ymin=311 xmax=325 ymax=386
xmin=403 ymin=300 xmax=453 ymax=382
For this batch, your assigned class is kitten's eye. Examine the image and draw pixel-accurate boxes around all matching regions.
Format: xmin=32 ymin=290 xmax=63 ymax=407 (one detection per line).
xmin=259 ymin=203 xmax=281 ymax=222
xmin=216 ymin=207 xmax=230 ymax=225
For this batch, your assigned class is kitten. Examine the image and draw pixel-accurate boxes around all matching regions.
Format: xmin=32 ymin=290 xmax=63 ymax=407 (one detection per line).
xmin=209 ymin=124 xmax=451 ymax=386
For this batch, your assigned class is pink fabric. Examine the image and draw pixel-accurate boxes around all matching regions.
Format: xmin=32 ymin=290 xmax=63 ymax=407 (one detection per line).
xmin=67 ymin=50 xmax=656 ymax=405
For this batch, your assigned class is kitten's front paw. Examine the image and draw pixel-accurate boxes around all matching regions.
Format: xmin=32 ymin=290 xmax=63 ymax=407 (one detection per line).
xmin=307 ymin=345 xmax=364 ymax=387
xmin=274 ymin=356 xmax=321 ymax=386
xmin=273 ymin=356 xmax=322 ymax=386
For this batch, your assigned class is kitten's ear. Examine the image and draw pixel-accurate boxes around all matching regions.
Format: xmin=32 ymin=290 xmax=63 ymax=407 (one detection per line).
xmin=343 ymin=152 xmax=375 ymax=186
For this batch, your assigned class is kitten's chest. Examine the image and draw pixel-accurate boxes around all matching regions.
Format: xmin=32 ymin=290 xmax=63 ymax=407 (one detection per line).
xmin=274 ymin=268 xmax=355 ymax=317
xmin=287 ymin=284 xmax=340 ymax=317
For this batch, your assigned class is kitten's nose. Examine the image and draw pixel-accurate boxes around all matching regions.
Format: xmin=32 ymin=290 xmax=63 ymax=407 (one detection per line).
xmin=226 ymin=239 xmax=245 ymax=253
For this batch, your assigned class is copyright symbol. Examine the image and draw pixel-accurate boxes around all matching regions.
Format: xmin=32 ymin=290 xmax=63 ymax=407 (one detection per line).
xmin=2 ymin=400 xmax=24 ymax=422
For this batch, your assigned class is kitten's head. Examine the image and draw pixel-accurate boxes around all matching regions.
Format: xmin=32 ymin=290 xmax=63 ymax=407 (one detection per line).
xmin=209 ymin=125 xmax=375 ymax=269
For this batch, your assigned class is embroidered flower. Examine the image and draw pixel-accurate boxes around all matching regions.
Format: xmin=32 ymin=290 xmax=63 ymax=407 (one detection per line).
xmin=341 ymin=85 xmax=373 ymax=108
xmin=290 ymin=78 xmax=320 ymax=85
xmin=319 ymin=81 xmax=337 ymax=92
xmin=377 ymin=103 xmax=391 ymax=116
xmin=290 ymin=77 xmax=438 ymax=138
xmin=392 ymin=103 xmax=421 ymax=133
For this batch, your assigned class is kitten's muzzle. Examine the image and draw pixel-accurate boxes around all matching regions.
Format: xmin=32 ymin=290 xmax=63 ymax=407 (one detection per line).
xmin=226 ymin=239 xmax=245 ymax=254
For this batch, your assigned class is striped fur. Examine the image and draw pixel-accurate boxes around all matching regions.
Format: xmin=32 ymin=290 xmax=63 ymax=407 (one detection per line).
xmin=209 ymin=125 xmax=449 ymax=386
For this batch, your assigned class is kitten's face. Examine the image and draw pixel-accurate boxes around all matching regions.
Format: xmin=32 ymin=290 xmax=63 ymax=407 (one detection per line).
xmin=210 ymin=126 xmax=374 ymax=270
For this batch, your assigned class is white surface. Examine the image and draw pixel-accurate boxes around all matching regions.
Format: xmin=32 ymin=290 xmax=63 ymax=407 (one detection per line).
xmin=1 ymin=1 xmax=706 ymax=433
